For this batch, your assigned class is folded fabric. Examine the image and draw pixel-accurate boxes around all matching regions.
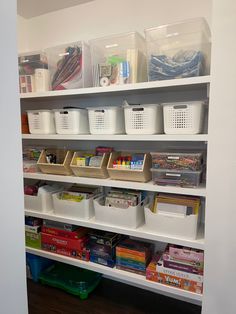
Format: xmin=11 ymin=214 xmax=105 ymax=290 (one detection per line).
xmin=149 ymin=50 xmax=204 ymax=81
xmin=52 ymin=46 xmax=82 ymax=90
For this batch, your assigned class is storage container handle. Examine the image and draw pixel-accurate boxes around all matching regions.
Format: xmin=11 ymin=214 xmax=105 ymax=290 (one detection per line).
xmin=173 ymin=105 xmax=187 ymax=109
xmin=95 ymin=109 xmax=105 ymax=113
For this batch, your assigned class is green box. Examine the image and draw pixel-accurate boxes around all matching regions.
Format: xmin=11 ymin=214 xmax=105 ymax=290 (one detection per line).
xmin=25 ymin=231 xmax=41 ymax=249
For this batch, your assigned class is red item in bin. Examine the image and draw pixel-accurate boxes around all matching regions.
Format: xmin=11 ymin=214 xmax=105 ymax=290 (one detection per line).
xmin=41 ymin=233 xmax=88 ymax=251
xmin=42 ymin=226 xmax=88 ymax=240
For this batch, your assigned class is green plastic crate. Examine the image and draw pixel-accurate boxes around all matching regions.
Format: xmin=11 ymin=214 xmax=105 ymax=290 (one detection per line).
xmin=39 ymin=262 xmax=101 ymax=300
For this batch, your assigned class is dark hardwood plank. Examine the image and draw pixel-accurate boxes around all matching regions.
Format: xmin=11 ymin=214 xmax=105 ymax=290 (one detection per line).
xmin=27 ymin=278 xmax=201 ymax=314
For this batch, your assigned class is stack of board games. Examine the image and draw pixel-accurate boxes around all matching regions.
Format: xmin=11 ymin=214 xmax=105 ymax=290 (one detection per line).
xmin=116 ymin=238 xmax=153 ymax=275
xmin=146 ymin=244 xmax=204 ymax=294
xmin=89 ymin=230 xmax=123 ymax=268
xmin=25 ymin=216 xmax=42 ymax=249
xmin=41 ymin=220 xmax=90 ymax=261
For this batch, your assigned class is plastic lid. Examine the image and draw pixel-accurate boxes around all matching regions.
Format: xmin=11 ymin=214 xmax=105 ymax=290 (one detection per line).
xmin=53 ymin=108 xmax=85 ymax=112
xmin=26 ymin=109 xmax=52 ymax=113
xmin=87 ymin=106 xmax=122 ymax=110
xmin=151 ymin=168 xmax=202 ymax=174
xmin=150 ymin=152 xmax=203 ymax=157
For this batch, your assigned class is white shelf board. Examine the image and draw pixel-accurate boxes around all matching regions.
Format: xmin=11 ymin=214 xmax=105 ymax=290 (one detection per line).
xmin=25 ymin=209 xmax=204 ymax=250
xmin=22 ymin=134 xmax=208 ymax=142
xmin=20 ymin=76 xmax=210 ymax=100
xmin=26 ymin=247 xmax=202 ymax=304
xmin=23 ymin=173 xmax=206 ymax=196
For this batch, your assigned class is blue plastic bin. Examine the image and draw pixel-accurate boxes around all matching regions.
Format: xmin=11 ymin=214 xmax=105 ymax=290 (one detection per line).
xmin=26 ymin=253 xmax=54 ymax=282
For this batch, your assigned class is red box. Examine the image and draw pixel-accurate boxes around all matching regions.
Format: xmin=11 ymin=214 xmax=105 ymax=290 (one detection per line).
xmin=42 ymin=226 xmax=88 ymax=240
xmin=42 ymin=242 xmax=90 ymax=261
xmin=41 ymin=232 xmax=88 ymax=251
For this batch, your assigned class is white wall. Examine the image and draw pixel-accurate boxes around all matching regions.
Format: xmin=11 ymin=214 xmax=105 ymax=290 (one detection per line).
xmin=0 ymin=1 xmax=28 ymax=313
xmin=202 ymin=1 xmax=236 ymax=313
xmin=17 ymin=15 xmax=29 ymax=53
xmin=18 ymin=0 xmax=212 ymax=51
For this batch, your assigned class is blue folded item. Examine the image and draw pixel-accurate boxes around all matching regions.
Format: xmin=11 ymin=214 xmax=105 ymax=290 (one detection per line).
xmin=149 ymin=50 xmax=204 ymax=81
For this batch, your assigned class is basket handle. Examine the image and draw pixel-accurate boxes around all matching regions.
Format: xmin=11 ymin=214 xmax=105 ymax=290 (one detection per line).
xmin=173 ymin=105 xmax=187 ymax=109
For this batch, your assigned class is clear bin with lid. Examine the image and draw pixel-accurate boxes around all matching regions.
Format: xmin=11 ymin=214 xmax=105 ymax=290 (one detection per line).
xmin=46 ymin=41 xmax=92 ymax=90
xmin=151 ymin=168 xmax=202 ymax=187
xmin=151 ymin=152 xmax=203 ymax=171
xmin=90 ymin=32 xmax=147 ymax=86
xmin=18 ymin=51 xmax=50 ymax=93
xmin=145 ymin=18 xmax=211 ymax=81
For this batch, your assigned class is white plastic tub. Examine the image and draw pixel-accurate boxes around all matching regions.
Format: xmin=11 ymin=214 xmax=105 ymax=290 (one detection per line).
xmin=52 ymin=192 xmax=96 ymax=219
xmin=88 ymin=106 xmax=125 ymax=134
xmin=94 ymin=196 xmax=146 ymax=228
xmin=163 ymin=101 xmax=204 ymax=134
xmin=27 ymin=110 xmax=55 ymax=134
xmin=144 ymin=204 xmax=199 ymax=239
xmin=124 ymin=104 xmax=163 ymax=134
xmin=54 ymin=108 xmax=89 ymax=134
xmin=24 ymin=185 xmax=63 ymax=212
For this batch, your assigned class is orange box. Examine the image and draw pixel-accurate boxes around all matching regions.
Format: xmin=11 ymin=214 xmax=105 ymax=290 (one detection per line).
xmin=146 ymin=253 xmax=203 ymax=294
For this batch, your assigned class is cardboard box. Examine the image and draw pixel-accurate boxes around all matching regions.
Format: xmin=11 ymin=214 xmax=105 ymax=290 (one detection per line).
xmin=42 ymin=242 xmax=90 ymax=261
xmin=41 ymin=233 xmax=88 ymax=251
xmin=25 ymin=232 xmax=41 ymax=249
xmin=146 ymin=253 xmax=203 ymax=294
xmin=42 ymin=226 xmax=88 ymax=240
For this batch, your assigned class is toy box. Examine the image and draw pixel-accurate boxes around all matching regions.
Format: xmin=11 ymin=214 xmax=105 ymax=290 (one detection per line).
xmin=163 ymin=253 xmax=203 ymax=275
xmin=89 ymin=230 xmax=122 ymax=247
xmin=25 ymin=231 xmax=41 ymax=249
xmin=42 ymin=241 xmax=90 ymax=261
xmin=41 ymin=233 xmax=88 ymax=251
xmin=43 ymin=220 xmax=78 ymax=232
xmin=42 ymin=226 xmax=88 ymax=240
xmin=116 ymin=265 xmax=145 ymax=276
xmin=168 ymin=245 xmax=204 ymax=264
xmin=146 ymin=253 xmax=203 ymax=294
xmin=90 ymin=254 xmax=115 ymax=268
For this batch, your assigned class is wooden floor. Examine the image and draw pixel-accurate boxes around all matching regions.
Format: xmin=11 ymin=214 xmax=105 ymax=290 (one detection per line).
xmin=27 ymin=278 xmax=201 ymax=314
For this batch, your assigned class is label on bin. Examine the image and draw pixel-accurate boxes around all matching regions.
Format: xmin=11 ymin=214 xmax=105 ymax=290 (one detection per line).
xmin=166 ymin=173 xmax=181 ymax=177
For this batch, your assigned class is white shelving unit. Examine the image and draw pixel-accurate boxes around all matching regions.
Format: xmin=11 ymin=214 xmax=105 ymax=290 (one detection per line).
xmin=25 ymin=209 xmax=204 ymax=249
xmin=26 ymin=247 xmax=202 ymax=305
xmin=22 ymin=134 xmax=208 ymax=141
xmin=22 ymin=76 xmax=208 ymax=306
xmin=21 ymin=76 xmax=210 ymax=100
xmin=24 ymin=173 xmax=206 ymax=196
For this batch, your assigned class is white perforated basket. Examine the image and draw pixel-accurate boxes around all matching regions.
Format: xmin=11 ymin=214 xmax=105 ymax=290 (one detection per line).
xmin=88 ymin=106 xmax=125 ymax=134
xmin=124 ymin=104 xmax=163 ymax=134
xmin=27 ymin=110 xmax=55 ymax=134
xmin=163 ymin=101 xmax=204 ymax=134
xmin=54 ymin=108 xmax=89 ymax=134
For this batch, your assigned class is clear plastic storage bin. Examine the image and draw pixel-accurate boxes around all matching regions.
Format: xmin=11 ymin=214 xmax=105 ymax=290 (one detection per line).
xmin=163 ymin=101 xmax=204 ymax=134
xmin=46 ymin=41 xmax=92 ymax=90
xmin=90 ymin=32 xmax=147 ymax=86
xmin=54 ymin=108 xmax=89 ymax=134
xmin=18 ymin=51 xmax=50 ymax=93
xmin=124 ymin=104 xmax=163 ymax=134
xmin=93 ymin=196 xmax=146 ymax=229
xmin=151 ymin=152 xmax=203 ymax=171
xmin=151 ymin=168 xmax=202 ymax=187
xmin=145 ymin=18 xmax=211 ymax=81
xmin=24 ymin=185 xmax=63 ymax=212
xmin=27 ymin=110 xmax=56 ymax=134
xmin=88 ymin=106 xmax=125 ymax=134
xmin=52 ymin=192 xmax=96 ymax=220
